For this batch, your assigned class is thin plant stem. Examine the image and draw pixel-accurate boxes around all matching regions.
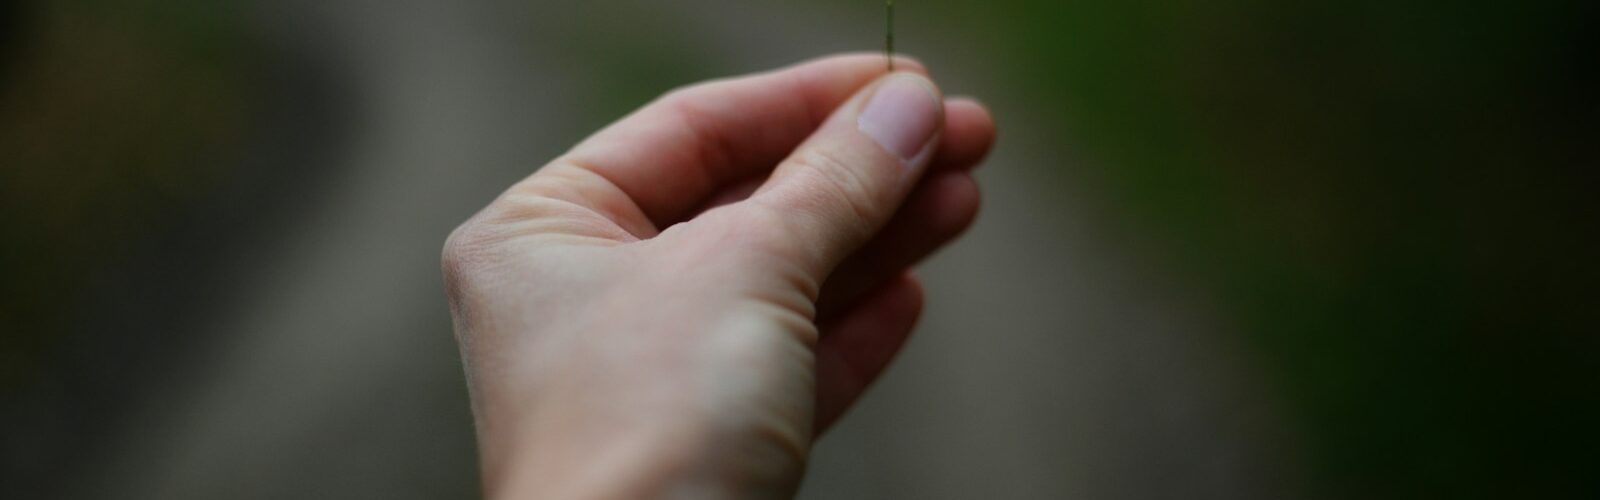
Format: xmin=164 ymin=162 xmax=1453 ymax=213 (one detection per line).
xmin=886 ymin=0 xmax=896 ymax=71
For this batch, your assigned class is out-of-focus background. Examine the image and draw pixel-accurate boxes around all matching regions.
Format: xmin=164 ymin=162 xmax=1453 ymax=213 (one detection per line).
xmin=3 ymin=0 xmax=1596 ymax=498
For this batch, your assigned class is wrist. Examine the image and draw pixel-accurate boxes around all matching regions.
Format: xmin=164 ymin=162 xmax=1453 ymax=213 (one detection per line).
xmin=484 ymin=420 xmax=800 ymax=500
xmin=460 ymin=297 xmax=815 ymax=500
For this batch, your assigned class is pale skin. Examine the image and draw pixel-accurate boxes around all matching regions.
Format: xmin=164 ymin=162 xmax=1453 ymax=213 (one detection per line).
xmin=442 ymin=54 xmax=997 ymax=499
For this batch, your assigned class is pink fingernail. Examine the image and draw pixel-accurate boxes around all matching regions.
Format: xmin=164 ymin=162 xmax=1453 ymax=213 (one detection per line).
xmin=857 ymin=74 xmax=941 ymax=166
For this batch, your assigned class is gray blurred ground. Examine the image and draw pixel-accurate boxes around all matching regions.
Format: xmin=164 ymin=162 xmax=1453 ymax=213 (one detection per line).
xmin=68 ymin=1 xmax=1301 ymax=498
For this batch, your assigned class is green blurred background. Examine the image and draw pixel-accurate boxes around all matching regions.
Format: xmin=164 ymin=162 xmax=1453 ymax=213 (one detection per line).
xmin=3 ymin=1 xmax=1595 ymax=498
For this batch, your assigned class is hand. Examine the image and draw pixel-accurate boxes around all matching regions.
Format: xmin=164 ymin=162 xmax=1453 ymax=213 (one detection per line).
xmin=442 ymin=53 xmax=996 ymax=499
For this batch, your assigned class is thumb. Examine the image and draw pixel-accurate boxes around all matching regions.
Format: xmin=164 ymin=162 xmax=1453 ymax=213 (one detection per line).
xmin=743 ymin=72 xmax=945 ymax=282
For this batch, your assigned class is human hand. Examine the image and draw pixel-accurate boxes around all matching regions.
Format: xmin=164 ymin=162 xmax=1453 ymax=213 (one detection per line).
xmin=442 ymin=54 xmax=996 ymax=499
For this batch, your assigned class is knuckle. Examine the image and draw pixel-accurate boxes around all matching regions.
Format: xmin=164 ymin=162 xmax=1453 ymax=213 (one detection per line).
xmin=660 ymin=81 xmax=702 ymax=102
xmin=726 ymin=203 xmax=826 ymax=297
xmin=440 ymin=218 xmax=494 ymax=285
xmin=489 ymin=179 xmax=637 ymax=241
xmin=738 ymin=202 xmax=814 ymax=252
xmin=786 ymin=148 xmax=881 ymax=240
xmin=664 ymin=71 xmax=745 ymax=99
xmin=439 ymin=203 xmax=531 ymax=289
xmin=657 ymin=78 xmax=725 ymax=109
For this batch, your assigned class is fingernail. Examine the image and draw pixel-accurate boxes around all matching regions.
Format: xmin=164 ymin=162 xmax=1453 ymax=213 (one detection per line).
xmin=857 ymin=73 xmax=941 ymax=165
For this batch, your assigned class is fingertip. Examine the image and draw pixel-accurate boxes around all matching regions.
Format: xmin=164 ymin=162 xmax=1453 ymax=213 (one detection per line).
xmin=890 ymin=55 xmax=930 ymax=77
xmin=899 ymin=271 xmax=926 ymax=313
xmin=946 ymin=95 xmax=990 ymax=112
xmin=899 ymin=171 xmax=982 ymax=240
xmin=927 ymin=172 xmax=983 ymax=233
xmin=947 ymin=97 xmax=996 ymax=142
xmin=933 ymin=97 xmax=998 ymax=171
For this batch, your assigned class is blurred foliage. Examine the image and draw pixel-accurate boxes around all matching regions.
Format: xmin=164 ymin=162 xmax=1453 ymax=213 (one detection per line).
xmin=541 ymin=3 xmax=719 ymax=131
xmin=0 ymin=1 xmax=252 ymax=386
xmin=886 ymin=0 xmax=1598 ymax=497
